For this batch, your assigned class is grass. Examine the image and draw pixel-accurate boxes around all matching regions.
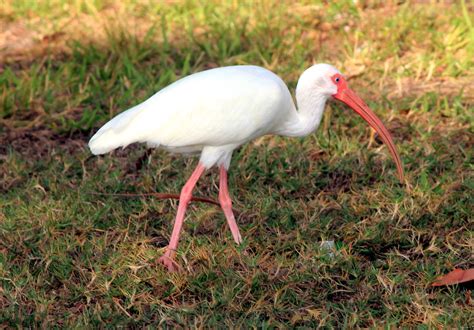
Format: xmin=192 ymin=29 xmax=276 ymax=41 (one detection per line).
xmin=1 ymin=0 xmax=473 ymax=327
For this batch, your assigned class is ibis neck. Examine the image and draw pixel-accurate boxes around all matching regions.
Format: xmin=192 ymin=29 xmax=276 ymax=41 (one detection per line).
xmin=279 ymin=91 xmax=328 ymax=138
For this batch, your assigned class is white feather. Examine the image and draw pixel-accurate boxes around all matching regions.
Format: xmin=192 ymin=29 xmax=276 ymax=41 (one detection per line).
xmin=89 ymin=64 xmax=339 ymax=168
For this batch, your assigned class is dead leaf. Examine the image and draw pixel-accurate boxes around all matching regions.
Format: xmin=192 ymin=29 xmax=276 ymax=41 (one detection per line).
xmin=431 ymin=268 xmax=474 ymax=287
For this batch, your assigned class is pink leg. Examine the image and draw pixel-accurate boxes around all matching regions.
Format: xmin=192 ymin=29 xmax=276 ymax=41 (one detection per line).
xmin=158 ymin=163 xmax=206 ymax=272
xmin=219 ymin=166 xmax=242 ymax=244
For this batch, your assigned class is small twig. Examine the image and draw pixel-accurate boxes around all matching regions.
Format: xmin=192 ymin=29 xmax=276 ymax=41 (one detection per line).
xmin=90 ymin=191 xmax=242 ymax=215
xmin=89 ymin=191 xmax=220 ymax=206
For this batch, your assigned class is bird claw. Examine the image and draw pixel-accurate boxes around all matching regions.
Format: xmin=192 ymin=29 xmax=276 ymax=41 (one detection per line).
xmin=234 ymin=232 xmax=243 ymax=245
xmin=158 ymin=251 xmax=181 ymax=272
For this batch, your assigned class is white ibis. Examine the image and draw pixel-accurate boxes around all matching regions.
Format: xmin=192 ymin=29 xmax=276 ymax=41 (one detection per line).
xmin=89 ymin=64 xmax=404 ymax=271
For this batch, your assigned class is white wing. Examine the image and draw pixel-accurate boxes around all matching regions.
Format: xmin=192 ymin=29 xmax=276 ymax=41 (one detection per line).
xmin=89 ymin=66 xmax=295 ymax=155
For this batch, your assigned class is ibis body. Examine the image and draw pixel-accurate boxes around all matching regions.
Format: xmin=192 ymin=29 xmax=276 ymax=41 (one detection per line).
xmin=90 ymin=65 xmax=324 ymax=168
xmin=89 ymin=64 xmax=404 ymax=271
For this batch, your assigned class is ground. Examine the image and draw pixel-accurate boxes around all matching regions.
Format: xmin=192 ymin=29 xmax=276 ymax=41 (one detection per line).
xmin=0 ymin=0 xmax=473 ymax=327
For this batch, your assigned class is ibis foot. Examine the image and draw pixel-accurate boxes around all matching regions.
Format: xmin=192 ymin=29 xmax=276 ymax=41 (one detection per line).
xmin=158 ymin=250 xmax=181 ymax=272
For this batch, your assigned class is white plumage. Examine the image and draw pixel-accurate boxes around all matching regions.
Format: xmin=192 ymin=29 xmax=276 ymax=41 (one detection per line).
xmin=88 ymin=65 xmax=333 ymax=168
xmin=89 ymin=63 xmax=404 ymax=272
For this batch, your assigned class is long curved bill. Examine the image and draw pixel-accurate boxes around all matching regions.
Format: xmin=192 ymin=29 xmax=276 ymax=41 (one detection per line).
xmin=333 ymin=88 xmax=405 ymax=182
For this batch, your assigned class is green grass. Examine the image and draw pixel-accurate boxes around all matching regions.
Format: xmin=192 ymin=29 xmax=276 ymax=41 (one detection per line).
xmin=1 ymin=0 xmax=473 ymax=327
